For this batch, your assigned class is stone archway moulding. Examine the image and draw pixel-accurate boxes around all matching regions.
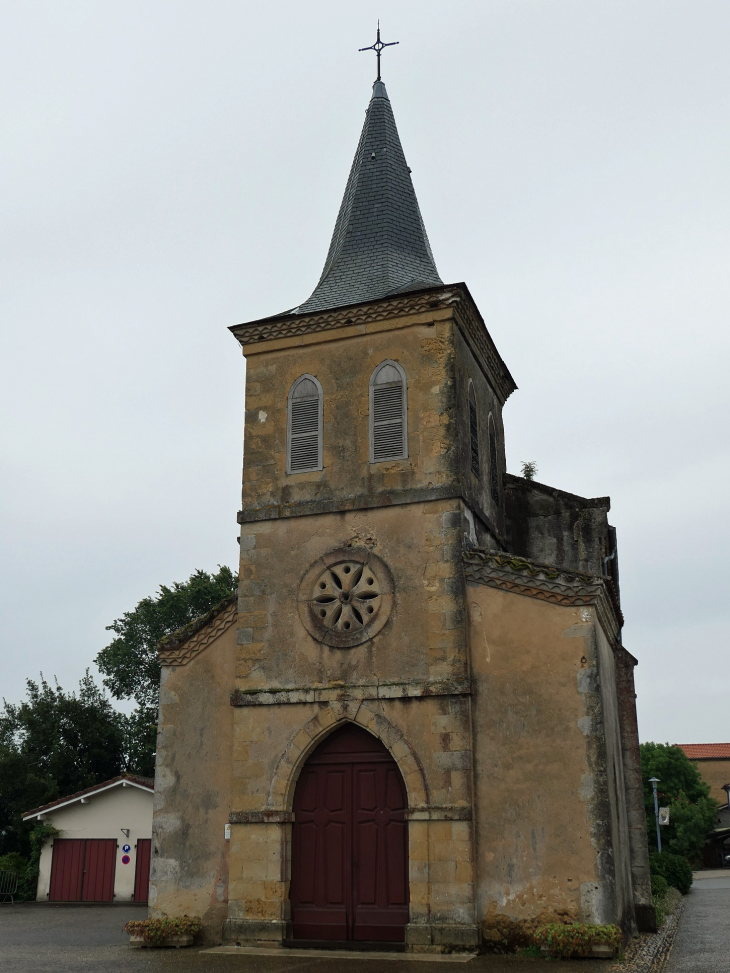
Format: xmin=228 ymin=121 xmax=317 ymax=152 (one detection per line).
xmin=266 ymin=699 xmax=430 ymax=812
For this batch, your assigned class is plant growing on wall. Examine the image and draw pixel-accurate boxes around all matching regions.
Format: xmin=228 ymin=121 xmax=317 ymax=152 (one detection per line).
xmin=520 ymin=460 xmax=537 ymax=480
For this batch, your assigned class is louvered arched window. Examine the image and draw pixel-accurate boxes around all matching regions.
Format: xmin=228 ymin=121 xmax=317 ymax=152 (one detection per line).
xmin=369 ymin=360 xmax=408 ymax=463
xmin=287 ymin=375 xmax=323 ymax=474
xmin=468 ymin=380 xmax=479 ymax=477
xmin=488 ymin=413 xmax=500 ymax=504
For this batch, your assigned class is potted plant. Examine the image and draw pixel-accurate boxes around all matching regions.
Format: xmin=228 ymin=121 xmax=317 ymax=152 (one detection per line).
xmin=534 ymin=922 xmax=623 ymax=959
xmin=123 ymin=916 xmax=203 ymax=948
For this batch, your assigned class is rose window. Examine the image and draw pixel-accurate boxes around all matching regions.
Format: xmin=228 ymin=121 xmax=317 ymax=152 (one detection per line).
xmin=311 ymin=561 xmax=381 ymax=634
xmin=298 ymin=548 xmax=394 ymax=647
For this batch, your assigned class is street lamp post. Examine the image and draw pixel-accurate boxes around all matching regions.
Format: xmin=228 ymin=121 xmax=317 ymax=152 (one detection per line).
xmin=649 ymin=777 xmax=661 ymax=853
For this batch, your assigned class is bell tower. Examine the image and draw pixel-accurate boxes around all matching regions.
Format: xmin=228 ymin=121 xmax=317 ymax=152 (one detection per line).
xmin=225 ymin=72 xmax=515 ymax=949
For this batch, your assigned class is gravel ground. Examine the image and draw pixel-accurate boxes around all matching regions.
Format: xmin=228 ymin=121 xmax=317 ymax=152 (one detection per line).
xmin=0 ymin=904 xmax=611 ymax=973
xmin=664 ymin=873 xmax=730 ymax=973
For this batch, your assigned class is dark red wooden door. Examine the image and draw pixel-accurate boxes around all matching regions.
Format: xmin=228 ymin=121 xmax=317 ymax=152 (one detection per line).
xmin=49 ymin=839 xmax=84 ymax=901
xmin=81 ymin=839 xmax=116 ymax=901
xmin=134 ymin=839 xmax=151 ymax=902
xmin=290 ymin=724 xmax=409 ymax=943
xmin=49 ymin=838 xmax=116 ymax=902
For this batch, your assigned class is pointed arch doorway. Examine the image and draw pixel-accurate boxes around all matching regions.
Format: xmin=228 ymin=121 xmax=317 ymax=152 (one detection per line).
xmin=289 ymin=722 xmax=410 ymax=944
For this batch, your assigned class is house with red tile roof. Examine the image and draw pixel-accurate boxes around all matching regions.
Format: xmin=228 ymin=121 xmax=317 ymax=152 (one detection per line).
xmin=676 ymin=744 xmax=730 ymax=806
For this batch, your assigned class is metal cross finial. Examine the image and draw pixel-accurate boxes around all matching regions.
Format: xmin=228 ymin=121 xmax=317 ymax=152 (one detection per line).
xmin=359 ymin=21 xmax=399 ymax=82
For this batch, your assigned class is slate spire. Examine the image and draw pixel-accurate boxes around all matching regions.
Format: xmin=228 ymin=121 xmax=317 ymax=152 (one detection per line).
xmin=293 ymin=81 xmax=442 ymax=315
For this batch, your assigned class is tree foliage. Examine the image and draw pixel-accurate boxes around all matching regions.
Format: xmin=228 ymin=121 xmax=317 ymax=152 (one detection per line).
xmin=649 ymin=851 xmax=693 ymax=895
xmin=0 ymin=673 xmax=125 ymax=860
xmin=640 ymin=742 xmax=718 ymax=861
xmin=95 ymin=566 xmax=237 ymax=710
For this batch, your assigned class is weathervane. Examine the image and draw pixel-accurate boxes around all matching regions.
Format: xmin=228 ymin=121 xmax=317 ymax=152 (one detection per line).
xmin=359 ymin=21 xmax=399 ymax=82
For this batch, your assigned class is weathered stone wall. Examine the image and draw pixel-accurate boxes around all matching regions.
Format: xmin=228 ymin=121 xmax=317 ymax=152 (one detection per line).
xmin=504 ymin=475 xmax=613 ymax=579
xmin=452 ymin=325 xmax=506 ymax=545
xmin=615 ymin=647 xmax=655 ymax=932
xmin=229 ymin=499 xmax=480 ymax=945
xmin=240 ymin=309 xmax=460 ymax=515
xmin=593 ymin=620 xmax=635 ymax=936
xmin=690 ymin=758 xmax=730 ymax=805
xmin=467 ymin=581 xmax=633 ymax=937
xmin=149 ymin=624 xmax=236 ymax=941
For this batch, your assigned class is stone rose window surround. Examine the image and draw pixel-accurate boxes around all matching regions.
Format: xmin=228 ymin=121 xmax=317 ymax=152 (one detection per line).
xmin=298 ymin=548 xmax=394 ymax=648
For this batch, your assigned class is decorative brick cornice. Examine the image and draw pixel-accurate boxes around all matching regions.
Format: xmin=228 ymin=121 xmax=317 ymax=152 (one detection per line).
xmin=229 ymin=283 xmax=516 ymax=403
xmin=464 ymin=549 xmax=623 ymax=646
xmin=157 ymin=594 xmax=237 ymax=666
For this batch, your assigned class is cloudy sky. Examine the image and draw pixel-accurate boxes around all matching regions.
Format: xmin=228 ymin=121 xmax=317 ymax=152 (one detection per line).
xmin=2 ymin=1 xmax=728 ymax=744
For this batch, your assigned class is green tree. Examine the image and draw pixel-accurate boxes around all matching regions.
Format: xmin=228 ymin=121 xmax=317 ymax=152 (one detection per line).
xmin=640 ymin=742 xmax=718 ymax=862
xmin=95 ymin=566 xmax=238 ymax=774
xmin=0 ymin=673 xmax=125 ymax=860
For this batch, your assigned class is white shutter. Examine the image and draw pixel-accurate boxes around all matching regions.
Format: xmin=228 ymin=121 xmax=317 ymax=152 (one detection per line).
xmin=287 ymin=377 xmax=322 ymax=473
xmin=370 ymin=361 xmax=407 ymax=462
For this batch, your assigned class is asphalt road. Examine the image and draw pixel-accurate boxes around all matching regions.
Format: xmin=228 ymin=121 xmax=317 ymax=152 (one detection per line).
xmin=0 ymin=904 xmax=611 ymax=973
xmin=665 ymin=871 xmax=730 ymax=973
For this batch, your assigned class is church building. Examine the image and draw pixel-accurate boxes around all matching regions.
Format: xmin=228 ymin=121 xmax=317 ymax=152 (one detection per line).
xmin=149 ymin=65 xmax=654 ymax=951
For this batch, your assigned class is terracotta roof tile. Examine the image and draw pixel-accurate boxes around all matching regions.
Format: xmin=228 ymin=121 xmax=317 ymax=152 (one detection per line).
xmin=677 ymin=743 xmax=730 ymax=760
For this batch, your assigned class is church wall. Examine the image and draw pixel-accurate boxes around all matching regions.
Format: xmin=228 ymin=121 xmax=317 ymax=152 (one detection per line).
xmin=467 ymin=582 xmax=629 ymax=937
xmin=504 ymin=475 xmax=612 ymax=577
xmin=149 ymin=625 xmax=236 ymax=941
xmin=452 ymin=325 xmax=506 ymax=543
xmin=593 ymin=621 xmax=635 ymax=935
xmin=240 ymin=309 xmax=459 ymax=514
xmin=235 ymin=499 xmax=468 ymax=696
xmin=226 ymin=498 xmax=482 ymax=945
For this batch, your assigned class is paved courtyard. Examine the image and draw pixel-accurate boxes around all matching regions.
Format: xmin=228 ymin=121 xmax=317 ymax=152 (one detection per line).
xmin=0 ymin=903 xmax=612 ymax=973
xmin=665 ymin=870 xmax=730 ymax=973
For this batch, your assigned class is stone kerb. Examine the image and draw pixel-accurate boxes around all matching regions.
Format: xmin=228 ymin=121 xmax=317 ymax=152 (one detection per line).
xmin=266 ymin=699 xmax=430 ymax=812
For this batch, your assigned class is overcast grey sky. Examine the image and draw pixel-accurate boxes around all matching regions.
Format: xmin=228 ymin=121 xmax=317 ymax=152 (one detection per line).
xmin=1 ymin=1 xmax=728 ymax=744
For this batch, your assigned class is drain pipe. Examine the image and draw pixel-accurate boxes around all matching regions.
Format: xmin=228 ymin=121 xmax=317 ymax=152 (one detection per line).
xmin=602 ymin=549 xmax=616 ymax=577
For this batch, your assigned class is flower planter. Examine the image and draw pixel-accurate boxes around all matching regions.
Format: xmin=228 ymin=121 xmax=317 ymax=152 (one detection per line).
xmin=129 ymin=933 xmax=193 ymax=948
xmin=590 ymin=944 xmax=616 ymax=958
xmin=540 ymin=944 xmax=616 ymax=959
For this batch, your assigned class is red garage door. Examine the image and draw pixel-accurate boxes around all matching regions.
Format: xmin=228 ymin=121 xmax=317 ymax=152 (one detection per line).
xmin=134 ymin=839 xmax=151 ymax=902
xmin=49 ymin=839 xmax=117 ymax=902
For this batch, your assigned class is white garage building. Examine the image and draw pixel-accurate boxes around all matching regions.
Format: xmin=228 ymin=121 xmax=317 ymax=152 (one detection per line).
xmin=23 ymin=774 xmax=154 ymax=903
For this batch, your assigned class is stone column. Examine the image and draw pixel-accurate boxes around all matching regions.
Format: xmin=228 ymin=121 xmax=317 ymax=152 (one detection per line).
xmin=615 ymin=647 xmax=656 ymax=932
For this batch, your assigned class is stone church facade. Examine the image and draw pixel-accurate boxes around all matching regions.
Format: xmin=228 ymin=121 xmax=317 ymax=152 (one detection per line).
xmin=149 ymin=77 xmax=654 ymax=950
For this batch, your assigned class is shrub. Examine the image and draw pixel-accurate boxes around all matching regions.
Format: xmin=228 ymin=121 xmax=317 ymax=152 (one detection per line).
xmin=533 ymin=923 xmax=623 ymax=958
xmin=123 ymin=916 xmax=202 ymax=947
xmin=649 ymin=851 xmax=693 ymax=895
xmin=651 ymin=874 xmax=669 ymax=898
xmin=0 ymin=852 xmax=27 ymax=875
xmin=517 ymin=944 xmax=542 ymax=957
xmin=663 ymin=887 xmax=683 ymax=915
xmin=653 ymin=897 xmax=666 ymax=929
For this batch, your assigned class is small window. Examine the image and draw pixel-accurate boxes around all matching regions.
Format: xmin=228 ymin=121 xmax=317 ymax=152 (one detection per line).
xmin=369 ymin=360 xmax=408 ymax=462
xmin=287 ymin=375 xmax=323 ymax=474
xmin=468 ymin=381 xmax=479 ymax=477
xmin=488 ymin=413 xmax=500 ymax=504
